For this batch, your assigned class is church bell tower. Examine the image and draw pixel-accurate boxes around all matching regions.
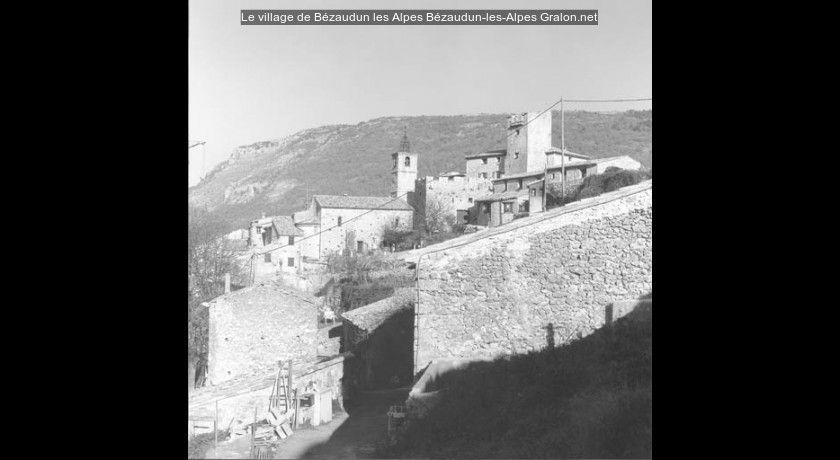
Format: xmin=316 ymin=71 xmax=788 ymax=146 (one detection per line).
xmin=391 ymin=127 xmax=417 ymax=199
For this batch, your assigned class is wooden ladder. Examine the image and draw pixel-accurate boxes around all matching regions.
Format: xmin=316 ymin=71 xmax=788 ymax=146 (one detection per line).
xmin=268 ymin=360 xmax=295 ymax=438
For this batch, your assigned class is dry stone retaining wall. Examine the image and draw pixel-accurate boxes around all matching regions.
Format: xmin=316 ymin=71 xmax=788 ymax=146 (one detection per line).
xmin=415 ymin=183 xmax=652 ymax=368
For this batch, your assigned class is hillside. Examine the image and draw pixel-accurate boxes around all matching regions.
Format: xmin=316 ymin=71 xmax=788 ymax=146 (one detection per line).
xmin=188 ymin=110 xmax=652 ymax=228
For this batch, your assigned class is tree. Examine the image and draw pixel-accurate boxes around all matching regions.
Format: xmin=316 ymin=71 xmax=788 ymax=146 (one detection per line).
xmin=423 ymin=195 xmax=455 ymax=234
xmin=188 ymin=206 xmax=241 ymax=391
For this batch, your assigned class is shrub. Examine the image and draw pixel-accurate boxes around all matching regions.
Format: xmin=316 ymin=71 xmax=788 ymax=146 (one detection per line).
xmin=187 ymin=429 xmax=229 ymax=459
xmin=546 ymin=168 xmax=651 ymax=210
xmin=381 ymin=226 xmax=418 ymax=250
xmin=576 ymin=168 xmax=651 ymax=200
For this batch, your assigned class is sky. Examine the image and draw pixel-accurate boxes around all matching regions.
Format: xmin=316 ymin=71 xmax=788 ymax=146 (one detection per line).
xmin=188 ymin=0 xmax=652 ymax=186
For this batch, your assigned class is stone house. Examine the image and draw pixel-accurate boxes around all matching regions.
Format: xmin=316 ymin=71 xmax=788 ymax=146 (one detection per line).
xmin=202 ymin=280 xmax=319 ymax=385
xmin=293 ymin=194 xmax=414 ymax=259
xmin=247 ymin=215 xmax=304 ymax=278
xmin=465 ymin=150 xmax=506 ymax=179
xmin=473 ymin=190 xmax=530 ymax=227
xmin=412 ymin=172 xmax=494 ymax=232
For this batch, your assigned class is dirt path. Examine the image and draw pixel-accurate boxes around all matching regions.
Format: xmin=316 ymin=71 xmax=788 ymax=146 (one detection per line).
xmin=204 ymin=387 xmax=409 ymax=459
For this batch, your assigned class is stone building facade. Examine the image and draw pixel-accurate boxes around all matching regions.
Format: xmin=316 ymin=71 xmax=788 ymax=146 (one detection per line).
xmin=465 ymin=150 xmax=506 ymax=179
xmin=203 ymin=280 xmax=319 ymax=385
xmin=412 ymin=173 xmax=494 ymax=230
xmin=291 ymin=195 xmax=414 ymax=259
xmin=413 ymin=181 xmax=652 ymax=371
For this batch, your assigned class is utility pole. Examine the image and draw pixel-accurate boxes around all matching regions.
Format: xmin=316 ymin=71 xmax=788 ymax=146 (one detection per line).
xmin=189 ymin=140 xmax=207 ymax=181
xmin=561 ymin=97 xmax=566 ymax=204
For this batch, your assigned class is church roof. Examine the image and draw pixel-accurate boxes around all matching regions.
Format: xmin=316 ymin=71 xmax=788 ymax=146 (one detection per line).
xmin=312 ymin=195 xmax=414 ymax=211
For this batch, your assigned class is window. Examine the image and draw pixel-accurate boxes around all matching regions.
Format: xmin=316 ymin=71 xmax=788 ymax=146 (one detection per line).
xmin=448 ymin=176 xmax=455 ymax=182
xmin=581 ymin=169 xmax=587 ymax=178
xmin=493 ymin=171 xmax=500 ymax=179
xmin=404 ymin=156 xmax=411 ymax=167
xmin=264 ymin=253 xmax=271 ymax=263
xmin=337 ymin=216 xmax=342 ymax=226
xmin=481 ymin=172 xmax=487 ymax=179
xmin=393 ymin=157 xmax=397 ymax=168
xmin=517 ymin=179 xmax=523 ymax=190
xmin=482 ymin=158 xmax=488 ymax=164
xmin=287 ymin=257 xmax=295 ymax=267
xmin=531 ymin=189 xmax=537 ymax=196
xmin=496 ymin=157 xmax=501 ymax=164
xmin=503 ymin=202 xmax=513 ymax=213
xmin=503 ymin=182 xmax=508 ymax=192
xmin=395 ymin=217 xmax=400 ymax=227
xmin=514 ymin=151 xmax=519 ymax=159
xmin=519 ymin=203 xmax=528 ymax=212
xmin=468 ymin=197 xmax=473 ymax=203
xmin=483 ymin=203 xmax=491 ymax=213
xmin=288 ymin=236 xmax=295 ymax=245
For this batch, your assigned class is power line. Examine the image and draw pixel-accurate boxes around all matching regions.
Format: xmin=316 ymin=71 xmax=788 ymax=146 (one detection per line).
xmin=472 ymin=97 xmax=651 ymax=155
xmin=564 ymin=98 xmax=652 ymax=103
xmin=251 ymin=191 xmax=413 ymax=258
xmin=247 ymin=94 xmax=652 ymax=279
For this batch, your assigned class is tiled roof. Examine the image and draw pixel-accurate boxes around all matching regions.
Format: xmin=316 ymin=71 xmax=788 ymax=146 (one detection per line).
xmin=493 ymin=162 xmax=597 ymax=182
xmin=491 ymin=170 xmax=545 ymax=182
xmin=545 ymin=147 xmax=591 ymax=159
xmin=272 ymin=216 xmax=303 ymax=236
xmin=465 ymin=149 xmax=507 ymax=159
xmin=474 ymin=190 xmax=530 ymax=202
xmin=313 ymin=195 xmax=413 ymax=211
xmin=590 ymin=155 xmax=638 ymax=164
xmin=545 ymin=161 xmax=596 ymax=172
xmin=341 ymin=288 xmax=414 ymax=332
xmin=293 ymin=210 xmax=318 ymax=224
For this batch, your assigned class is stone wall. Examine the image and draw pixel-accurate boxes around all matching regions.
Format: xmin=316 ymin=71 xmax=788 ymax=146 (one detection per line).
xmin=465 ymin=156 xmax=505 ymax=179
xmin=319 ymin=208 xmax=414 ymax=257
xmin=207 ymin=283 xmax=318 ymax=385
xmin=414 ymin=182 xmax=652 ymax=370
xmin=414 ymin=176 xmax=494 ymax=232
xmin=317 ymin=324 xmax=342 ymax=357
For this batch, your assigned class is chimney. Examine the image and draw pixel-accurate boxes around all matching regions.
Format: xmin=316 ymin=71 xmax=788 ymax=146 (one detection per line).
xmin=225 ymin=273 xmax=231 ymax=294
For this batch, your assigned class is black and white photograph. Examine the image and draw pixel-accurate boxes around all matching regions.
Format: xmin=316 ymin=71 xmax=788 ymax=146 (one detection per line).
xmin=188 ymin=1 xmax=651 ymax=458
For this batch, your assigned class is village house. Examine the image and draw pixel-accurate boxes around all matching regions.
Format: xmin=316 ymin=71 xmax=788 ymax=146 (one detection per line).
xmin=293 ymin=194 xmax=414 ymax=259
xmin=201 ymin=280 xmax=319 ymax=385
xmin=468 ymin=111 xmax=645 ymax=227
xmin=247 ymin=215 xmax=304 ymax=279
